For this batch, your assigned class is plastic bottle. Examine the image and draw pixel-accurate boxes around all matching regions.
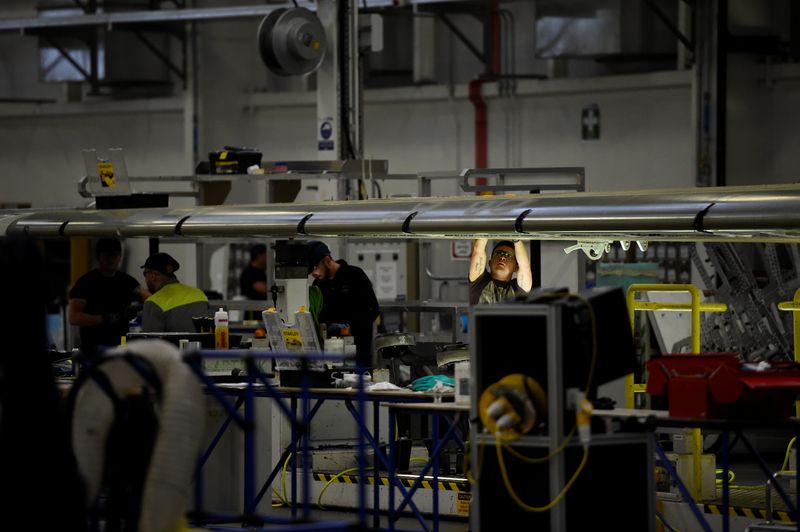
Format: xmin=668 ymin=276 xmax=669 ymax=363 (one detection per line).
xmin=214 ymin=307 xmax=229 ymax=349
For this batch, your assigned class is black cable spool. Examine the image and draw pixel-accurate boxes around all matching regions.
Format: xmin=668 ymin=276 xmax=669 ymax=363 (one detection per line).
xmin=257 ymin=7 xmax=327 ymax=76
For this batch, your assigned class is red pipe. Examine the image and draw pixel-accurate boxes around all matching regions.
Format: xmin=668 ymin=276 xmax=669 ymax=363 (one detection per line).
xmin=468 ymin=1 xmax=501 ymax=192
xmin=468 ymin=79 xmax=488 ymax=171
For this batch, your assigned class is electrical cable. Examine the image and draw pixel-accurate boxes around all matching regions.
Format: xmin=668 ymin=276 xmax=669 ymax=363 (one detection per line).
xmin=281 ymin=452 xmax=292 ymax=506
xmin=474 ymin=291 xmax=598 ymax=512
xmin=495 ymin=437 xmax=589 ymax=512
xmin=317 ymin=465 xmax=374 ymax=509
xmin=502 ymin=425 xmax=576 ymax=464
xmin=781 ymin=436 xmax=796 ymax=471
xmin=715 ymin=468 xmax=735 ymax=484
xmin=713 ymin=466 xmax=777 ymax=491
xmin=272 ymin=487 xmax=287 ymax=507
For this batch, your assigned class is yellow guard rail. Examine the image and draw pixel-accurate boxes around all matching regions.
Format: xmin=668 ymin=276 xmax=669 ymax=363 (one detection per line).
xmin=626 ymin=283 xmax=727 ymax=500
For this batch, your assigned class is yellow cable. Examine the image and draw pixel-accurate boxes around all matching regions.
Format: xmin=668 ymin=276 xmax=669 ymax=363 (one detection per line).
xmin=781 ymin=437 xmax=796 ymax=471
xmin=317 ymin=466 xmax=374 ymax=509
xmin=272 ymin=487 xmax=287 ymax=507
xmin=714 ymin=468 xmax=735 ymax=485
xmin=502 ymin=426 xmax=577 ymax=464
xmin=281 ymin=452 xmax=292 ymax=506
xmin=495 ymin=437 xmax=589 ymax=512
xmin=471 ymin=291 xmax=598 ymax=511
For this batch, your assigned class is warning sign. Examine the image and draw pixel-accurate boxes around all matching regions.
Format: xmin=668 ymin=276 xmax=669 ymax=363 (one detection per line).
xmin=451 ymin=241 xmax=472 ymax=261
xmin=456 ymin=492 xmax=472 ymax=515
xmin=281 ymin=329 xmax=303 ymax=352
xmin=97 ymin=162 xmax=116 ymax=188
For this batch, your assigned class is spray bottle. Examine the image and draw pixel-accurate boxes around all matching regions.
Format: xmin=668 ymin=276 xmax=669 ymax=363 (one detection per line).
xmin=214 ymin=307 xmax=229 ymax=349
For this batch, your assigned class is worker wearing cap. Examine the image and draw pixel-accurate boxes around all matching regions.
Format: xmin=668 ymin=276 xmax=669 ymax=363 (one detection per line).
xmin=141 ymin=252 xmax=209 ymax=333
xmin=69 ymin=238 xmax=150 ymax=360
xmin=307 ymin=241 xmax=380 ymax=366
xmin=469 ymin=239 xmax=533 ymax=305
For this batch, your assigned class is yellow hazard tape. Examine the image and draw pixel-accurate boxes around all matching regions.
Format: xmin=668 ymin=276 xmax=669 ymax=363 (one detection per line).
xmin=703 ymin=504 xmax=795 ymax=523
xmin=313 ymin=472 xmax=469 ymax=492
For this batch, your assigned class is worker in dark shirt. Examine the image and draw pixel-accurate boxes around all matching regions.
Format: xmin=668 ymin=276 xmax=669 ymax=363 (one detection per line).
xmin=240 ymin=244 xmax=268 ymax=300
xmin=307 ymin=241 xmax=380 ymax=366
xmin=469 ymin=239 xmax=533 ymax=305
xmin=239 ymin=244 xmax=268 ymax=321
xmin=69 ymin=238 xmax=150 ymax=360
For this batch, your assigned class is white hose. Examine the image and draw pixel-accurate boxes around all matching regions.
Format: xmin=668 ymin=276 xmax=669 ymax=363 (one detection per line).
xmin=72 ymin=339 xmax=204 ymax=532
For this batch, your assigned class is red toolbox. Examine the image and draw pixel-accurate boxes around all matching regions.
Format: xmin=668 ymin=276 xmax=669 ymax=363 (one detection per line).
xmin=646 ymin=353 xmax=800 ymax=419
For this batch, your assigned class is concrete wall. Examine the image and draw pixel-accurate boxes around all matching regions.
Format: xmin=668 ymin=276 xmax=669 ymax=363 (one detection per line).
xmin=3 ymin=1 xmax=800 ymax=295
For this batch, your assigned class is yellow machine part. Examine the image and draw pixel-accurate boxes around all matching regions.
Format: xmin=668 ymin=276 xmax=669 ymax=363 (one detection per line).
xmin=478 ymin=373 xmax=547 ymax=442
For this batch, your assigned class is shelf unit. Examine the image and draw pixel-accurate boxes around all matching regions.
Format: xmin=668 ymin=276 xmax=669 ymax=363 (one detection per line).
xmin=469 ymin=300 xmax=654 ymax=531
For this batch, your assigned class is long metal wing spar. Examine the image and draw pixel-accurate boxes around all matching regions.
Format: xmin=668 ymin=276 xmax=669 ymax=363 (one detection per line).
xmin=3 ymin=184 xmax=800 ymax=245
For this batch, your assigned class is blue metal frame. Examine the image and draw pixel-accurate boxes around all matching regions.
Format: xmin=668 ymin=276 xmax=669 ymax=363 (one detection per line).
xmin=185 ymin=349 xmax=355 ymax=530
xmin=385 ymin=404 xmax=468 ymax=532
xmin=186 ymin=348 xmax=455 ymax=530
xmin=649 ymin=416 xmax=800 ymax=532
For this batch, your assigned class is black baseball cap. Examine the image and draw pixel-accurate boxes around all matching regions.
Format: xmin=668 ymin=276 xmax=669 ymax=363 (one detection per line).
xmin=96 ymin=238 xmax=122 ymax=255
xmin=141 ymin=252 xmax=180 ymax=276
xmin=306 ymin=241 xmax=331 ymax=273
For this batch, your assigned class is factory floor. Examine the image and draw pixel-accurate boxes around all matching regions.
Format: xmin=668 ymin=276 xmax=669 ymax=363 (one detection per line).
xmin=207 ymin=506 xmax=470 ymax=531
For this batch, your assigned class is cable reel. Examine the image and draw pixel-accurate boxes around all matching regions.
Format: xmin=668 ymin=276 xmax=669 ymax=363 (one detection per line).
xmin=479 ymin=374 xmax=547 ymax=442
xmin=257 ymin=7 xmax=327 ymax=76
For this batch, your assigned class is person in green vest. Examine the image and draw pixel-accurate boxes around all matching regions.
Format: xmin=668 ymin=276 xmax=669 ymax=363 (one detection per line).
xmin=140 ymin=252 xmax=209 ymax=332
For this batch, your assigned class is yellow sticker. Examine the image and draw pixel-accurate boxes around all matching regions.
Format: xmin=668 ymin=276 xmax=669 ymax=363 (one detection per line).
xmin=97 ymin=162 xmax=116 ymax=188
xmin=456 ymin=492 xmax=471 ymax=515
xmin=282 ymin=329 xmax=303 ymax=352
xmin=219 ymin=151 xmax=228 ymax=160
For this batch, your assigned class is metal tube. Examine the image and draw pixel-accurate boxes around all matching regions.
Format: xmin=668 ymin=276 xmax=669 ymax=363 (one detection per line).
xmin=7 ymin=184 xmax=800 ymax=240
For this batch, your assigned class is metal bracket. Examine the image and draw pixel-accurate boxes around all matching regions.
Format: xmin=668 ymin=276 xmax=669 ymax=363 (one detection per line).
xmin=563 ymin=241 xmax=612 ymax=261
xmin=563 ymin=240 xmax=649 ymax=260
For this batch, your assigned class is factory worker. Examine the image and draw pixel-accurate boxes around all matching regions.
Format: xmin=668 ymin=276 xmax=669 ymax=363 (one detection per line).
xmin=240 ymin=243 xmax=268 ymax=300
xmin=469 ymin=239 xmax=533 ymax=305
xmin=240 ymin=243 xmax=268 ymax=320
xmin=140 ymin=252 xmax=209 ymax=333
xmin=307 ymin=240 xmax=380 ymax=366
xmin=69 ymin=238 xmax=150 ymax=360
